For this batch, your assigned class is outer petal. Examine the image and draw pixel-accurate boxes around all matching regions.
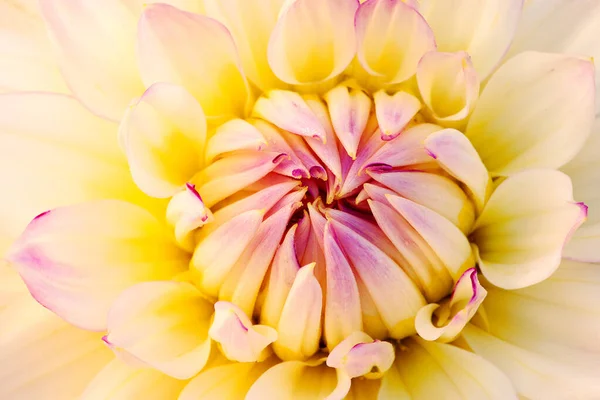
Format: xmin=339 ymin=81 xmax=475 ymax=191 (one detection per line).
xmin=120 ymin=82 xmax=207 ymax=198
xmin=104 ymin=281 xmax=213 ymax=379
xmin=39 ymin=0 xmax=145 ymax=121
xmin=6 ymin=200 xmax=188 ymax=331
xmin=507 ymin=0 xmax=600 ymax=114
xmin=80 ymin=359 xmax=187 ymax=400
xmin=0 ymin=1 xmax=67 ymax=93
xmin=561 ymin=119 xmax=600 ymax=261
xmin=471 ymin=169 xmax=585 ymax=289
xmin=138 ymin=3 xmax=250 ymax=119
xmin=0 ymin=265 xmax=112 ymax=400
xmin=0 ymin=93 xmax=159 ymax=256
xmin=354 ymin=0 xmax=436 ymax=87
xmin=268 ymin=0 xmax=358 ymax=85
xmin=204 ymin=0 xmax=286 ymax=90
xmin=418 ymin=0 xmax=523 ymax=79
xmin=379 ymin=337 xmax=517 ymax=399
xmin=463 ymin=324 xmax=600 ymax=400
xmin=465 ymin=52 xmax=595 ymax=176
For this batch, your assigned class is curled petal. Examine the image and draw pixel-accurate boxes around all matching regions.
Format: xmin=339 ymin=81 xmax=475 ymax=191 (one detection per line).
xmin=209 ymin=301 xmax=277 ymax=362
xmin=138 ymin=3 xmax=250 ymax=119
xmin=373 ymin=90 xmax=421 ymax=141
xmin=7 ymin=200 xmax=188 ymax=331
xmin=273 ymin=263 xmax=323 ymax=361
xmin=326 ymin=331 xmax=395 ymax=379
xmin=424 ymin=128 xmax=491 ymax=212
xmin=471 ymin=169 xmax=586 ymax=289
xmin=165 ymin=183 xmax=213 ymax=251
xmin=120 ymin=83 xmax=207 ymax=198
xmin=204 ymin=119 xmax=266 ymax=164
xmin=417 ymin=51 xmax=480 ymax=123
xmin=268 ymin=0 xmax=358 ymax=84
xmin=415 ymin=268 xmax=487 ymax=342
xmin=418 ymin=0 xmax=523 ymax=79
xmin=466 ymin=52 xmax=595 ymax=176
xmin=104 ymin=281 xmax=213 ymax=379
xmin=355 ymin=0 xmax=436 ymax=86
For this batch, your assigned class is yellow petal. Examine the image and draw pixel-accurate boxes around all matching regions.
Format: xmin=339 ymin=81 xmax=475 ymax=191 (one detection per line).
xmin=354 ymin=0 xmax=436 ymax=87
xmin=424 ymin=128 xmax=491 ymax=212
xmin=105 ymin=281 xmax=212 ymax=379
xmin=209 ymin=301 xmax=277 ymax=362
xmin=0 ymin=93 xmax=160 ymax=256
xmin=268 ymin=0 xmax=358 ymax=84
xmin=39 ymin=0 xmax=144 ymax=121
xmin=380 ymin=337 xmax=517 ymax=399
xmin=7 ymin=200 xmax=188 ymax=331
xmin=416 ymin=51 xmax=480 ymax=123
xmin=179 ymin=359 xmax=277 ymax=400
xmin=0 ymin=265 xmax=112 ymax=400
xmin=138 ymin=3 xmax=250 ymax=119
xmin=166 ymin=184 xmax=213 ymax=251
xmin=204 ymin=118 xmax=266 ymax=164
xmin=326 ymin=331 xmax=395 ymax=379
xmin=418 ymin=0 xmax=523 ymax=79
xmin=204 ymin=0 xmax=286 ymax=90
xmin=80 ymin=359 xmax=188 ymax=400
xmin=273 ymin=263 xmax=323 ymax=361
xmin=246 ymin=359 xmax=351 ymax=400
xmin=120 ymin=83 xmax=207 ymax=198
xmin=466 ymin=52 xmax=595 ymax=176
xmin=471 ymin=169 xmax=585 ymax=289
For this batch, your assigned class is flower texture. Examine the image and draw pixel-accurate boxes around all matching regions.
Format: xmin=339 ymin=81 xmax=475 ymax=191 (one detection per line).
xmin=1 ymin=0 xmax=600 ymax=399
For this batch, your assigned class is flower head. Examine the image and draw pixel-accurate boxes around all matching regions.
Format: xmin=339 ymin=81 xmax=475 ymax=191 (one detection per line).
xmin=2 ymin=0 xmax=600 ymax=399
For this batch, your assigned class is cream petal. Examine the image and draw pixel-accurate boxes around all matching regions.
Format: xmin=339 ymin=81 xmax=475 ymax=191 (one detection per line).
xmin=0 ymin=1 xmax=67 ymax=93
xmin=354 ymin=0 xmax=436 ymax=87
xmin=7 ymin=200 xmax=188 ymax=331
xmin=273 ymin=263 xmax=323 ymax=361
xmin=165 ymin=183 xmax=213 ymax=251
xmin=386 ymin=194 xmax=473 ymax=280
xmin=253 ymin=90 xmax=327 ymax=141
xmin=179 ymin=358 xmax=277 ymax=400
xmin=80 ymin=359 xmax=187 ymax=400
xmin=209 ymin=301 xmax=277 ymax=363
xmin=204 ymin=0 xmax=286 ymax=90
xmin=191 ymin=209 xmax=265 ymax=297
xmin=138 ymin=3 xmax=250 ymax=120
xmin=0 ymin=93 xmax=159 ymax=256
xmin=463 ymin=324 xmax=600 ymax=400
xmin=465 ymin=52 xmax=595 ymax=176
xmin=416 ymin=51 xmax=480 ymax=123
xmin=327 ymin=331 xmax=394 ymax=379
xmin=120 ymin=82 xmax=207 ymax=198
xmin=204 ymin=119 xmax=266 ymax=164
xmin=418 ymin=0 xmax=523 ymax=79
xmin=380 ymin=337 xmax=517 ymax=399
xmin=415 ymin=268 xmax=486 ymax=343
xmin=39 ymin=0 xmax=144 ymax=121
xmin=507 ymin=0 xmax=600 ymax=114
xmin=121 ymin=0 xmax=206 ymax=14
xmin=105 ymin=281 xmax=212 ymax=379
xmin=373 ymin=90 xmax=421 ymax=141
xmin=324 ymin=85 xmax=371 ymax=159
xmin=267 ymin=0 xmax=358 ymax=84
xmin=323 ymin=223 xmax=363 ymax=349
xmin=424 ymin=128 xmax=491 ymax=212
xmin=561 ymin=119 xmax=600 ymax=261
xmin=0 ymin=265 xmax=112 ymax=400
xmin=471 ymin=169 xmax=585 ymax=289
xmin=246 ymin=359 xmax=351 ymax=400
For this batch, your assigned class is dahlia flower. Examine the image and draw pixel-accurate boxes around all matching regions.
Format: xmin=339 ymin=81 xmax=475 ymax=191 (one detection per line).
xmin=2 ymin=0 xmax=600 ymax=398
